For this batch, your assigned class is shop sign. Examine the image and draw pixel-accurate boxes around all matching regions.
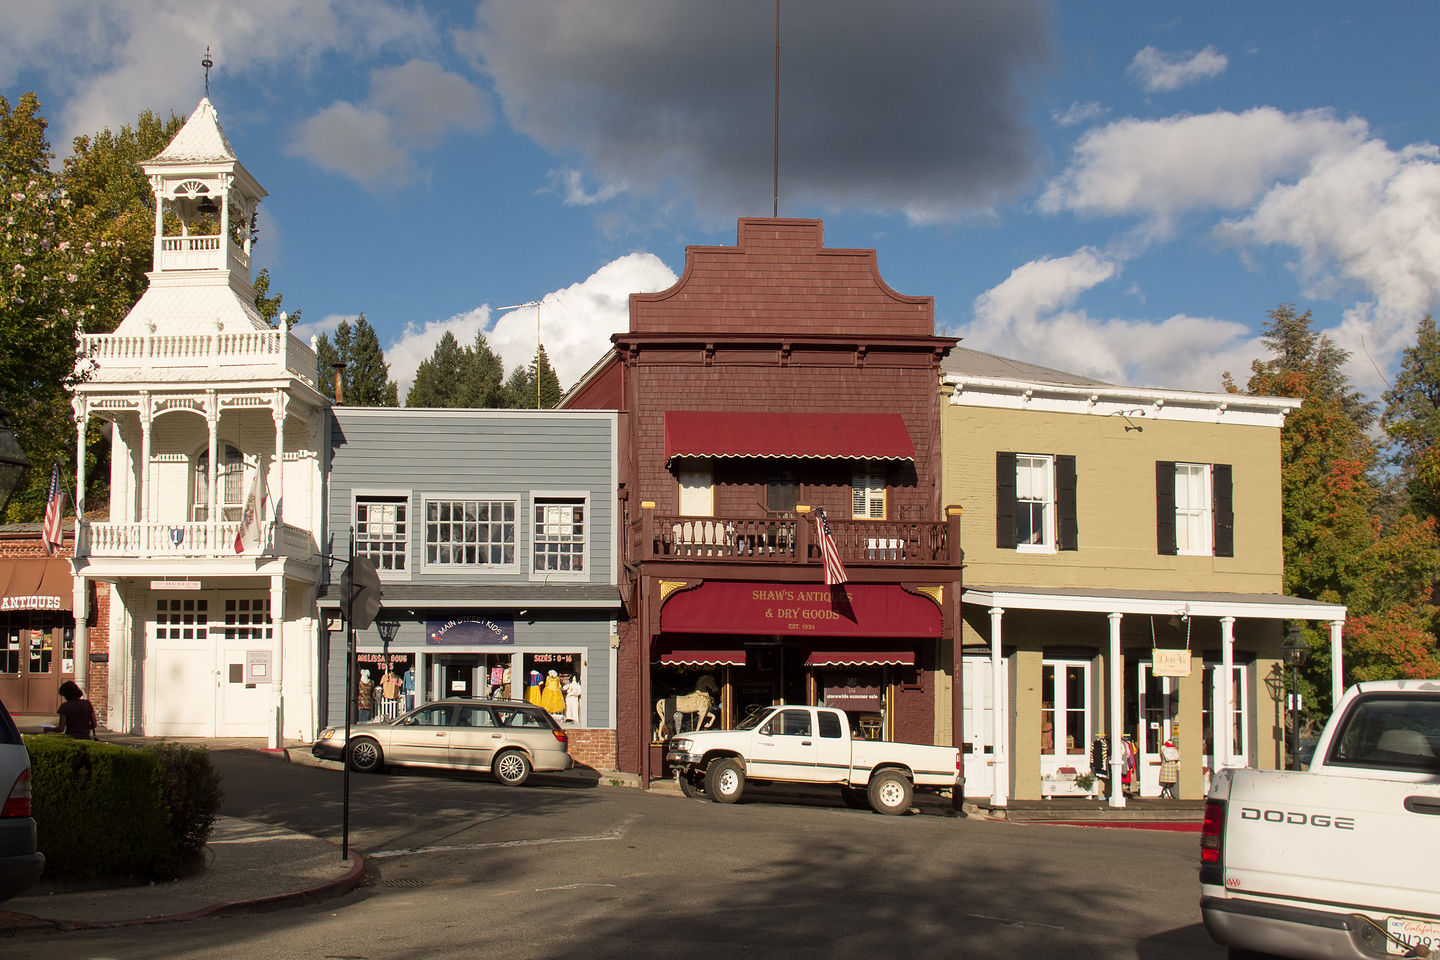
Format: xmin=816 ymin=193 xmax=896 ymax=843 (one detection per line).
xmin=824 ymin=675 xmax=882 ymax=709
xmin=0 ymin=594 xmax=63 ymax=611
xmin=150 ymin=580 xmax=201 ymax=591
xmin=660 ymin=581 xmax=940 ymax=638
xmin=245 ymin=650 xmax=271 ymax=684
xmin=1152 ymin=649 xmax=1192 ymax=677
xmin=426 ymin=619 xmax=515 ymax=645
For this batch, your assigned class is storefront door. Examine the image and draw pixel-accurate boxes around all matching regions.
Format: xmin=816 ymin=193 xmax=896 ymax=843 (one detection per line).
xmin=1135 ymin=662 xmax=1178 ymax=796
xmin=442 ymin=661 xmax=475 ymax=698
xmin=1040 ymin=659 xmax=1091 ymax=779
xmin=961 ymin=655 xmax=1000 ymax=798
xmin=1204 ymin=662 xmax=1250 ymax=776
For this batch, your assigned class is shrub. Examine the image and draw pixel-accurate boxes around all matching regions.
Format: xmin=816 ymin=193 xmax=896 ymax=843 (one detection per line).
xmin=23 ymin=736 xmax=224 ymax=882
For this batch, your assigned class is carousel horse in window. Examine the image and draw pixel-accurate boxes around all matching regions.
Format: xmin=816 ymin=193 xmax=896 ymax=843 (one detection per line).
xmin=656 ymin=674 xmax=720 ymax=738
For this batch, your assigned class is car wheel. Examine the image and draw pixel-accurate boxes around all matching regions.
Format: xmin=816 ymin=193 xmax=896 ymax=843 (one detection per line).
xmin=867 ymin=770 xmax=913 ymax=815
xmin=493 ymin=749 xmax=533 ymax=786
xmin=678 ymin=774 xmax=705 ymax=799
xmin=840 ymin=785 xmax=869 ymax=809
xmin=348 ymin=737 xmax=383 ymax=773
xmin=705 ymin=759 xmax=745 ymax=804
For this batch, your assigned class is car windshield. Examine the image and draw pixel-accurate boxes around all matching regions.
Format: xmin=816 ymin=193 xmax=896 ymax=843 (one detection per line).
xmin=735 ymin=707 xmax=775 ymax=731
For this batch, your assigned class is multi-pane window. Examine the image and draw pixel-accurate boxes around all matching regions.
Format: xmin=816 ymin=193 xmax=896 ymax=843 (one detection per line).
xmin=1175 ymin=463 xmax=1212 ymax=555
xmin=222 ymin=597 xmax=272 ymax=642
xmin=852 ymin=464 xmax=886 ymax=519
xmin=425 ymin=498 xmax=516 ymax=567
xmin=1016 ymin=454 xmax=1054 ymax=550
xmin=533 ymin=498 xmax=585 ymax=573
xmin=193 ymin=445 xmax=244 ymax=521
xmin=156 ymin=598 xmax=209 ymax=640
xmin=356 ymin=496 xmax=408 ymax=573
xmin=1041 ymin=661 xmax=1089 ymax=756
xmin=678 ymin=461 xmax=713 ymax=516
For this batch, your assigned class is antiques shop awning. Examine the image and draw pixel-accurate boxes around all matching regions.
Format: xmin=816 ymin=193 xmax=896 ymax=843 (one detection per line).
xmin=655 ymin=645 xmax=747 ymax=666
xmin=664 ymin=411 xmax=915 ymax=464
xmin=0 ymin=559 xmax=73 ymax=612
xmin=805 ymin=648 xmax=915 ymax=667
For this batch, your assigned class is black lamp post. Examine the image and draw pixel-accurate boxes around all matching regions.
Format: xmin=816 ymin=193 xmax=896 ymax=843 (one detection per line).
xmin=1282 ymin=625 xmax=1310 ymax=770
xmin=0 ymin=408 xmax=31 ymax=519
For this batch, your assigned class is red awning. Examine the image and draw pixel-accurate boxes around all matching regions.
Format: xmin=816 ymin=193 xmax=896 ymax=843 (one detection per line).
xmin=0 ymin=558 xmax=73 ymax=613
xmin=805 ymin=650 xmax=915 ymax=667
xmin=656 ymin=648 xmax=747 ymax=667
xmin=664 ymin=411 xmax=915 ymax=464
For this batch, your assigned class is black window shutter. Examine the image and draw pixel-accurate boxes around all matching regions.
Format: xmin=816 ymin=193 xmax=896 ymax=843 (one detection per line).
xmin=1156 ymin=461 xmax=1177 ymax=555
xmin=1213 ymin=463 xmax=1234 ymax=557
xmin=1056 ymin=455 xmax=1078 ymax=551
xmin=996 ymin=452 xmax=1017 ymax=549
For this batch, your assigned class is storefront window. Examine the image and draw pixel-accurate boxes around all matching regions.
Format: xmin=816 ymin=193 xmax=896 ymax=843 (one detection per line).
xmin=652 ymin=666 xmax=723 ymax=740
xmin=27 ymin=629 xmax=51 ymax=673
xmin=1 ymin=621 xmax=20 ymax=674
xmin=522 ymin=652 xmax=582 ymax=724
xmin=819 ymin=671 xmax=884 ymax=739
xmin=357 ymin=652 xmax=416 ymax=719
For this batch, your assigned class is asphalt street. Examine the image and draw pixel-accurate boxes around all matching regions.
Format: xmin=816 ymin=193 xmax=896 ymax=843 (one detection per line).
xmin=3 ymin=750 xmax=1223 ymax=960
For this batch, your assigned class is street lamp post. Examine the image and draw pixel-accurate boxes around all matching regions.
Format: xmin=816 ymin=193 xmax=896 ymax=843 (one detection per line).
xmin=1282 ymin=625 xmax=1310 ymax=770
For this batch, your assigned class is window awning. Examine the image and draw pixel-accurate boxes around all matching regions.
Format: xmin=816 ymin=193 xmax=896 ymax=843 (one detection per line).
xmin=664 ymin=411 xmax=915 ymax=464
xmin=804 ymin=650 xmax=915 ymax=667
xmin=0 ymin=558 xmax=73 ymax=612
xmin=656 ymin=647 xmax=747 ymax=667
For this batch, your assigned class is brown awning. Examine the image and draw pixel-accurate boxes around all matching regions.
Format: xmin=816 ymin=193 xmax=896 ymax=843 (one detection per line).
xmin=0 ymin=558 xmax=73 ymax=612
xmin=804 ymin=649 xmax=915 ymax=667
xmin=655 ymin=647 xmax=747 ymax=667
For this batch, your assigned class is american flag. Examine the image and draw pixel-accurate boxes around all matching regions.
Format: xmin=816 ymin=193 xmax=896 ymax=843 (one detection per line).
xmin=814 ymin=508 xmax=848 ymax=586
xmin=41 ymin=463 xmax=65 ymax=556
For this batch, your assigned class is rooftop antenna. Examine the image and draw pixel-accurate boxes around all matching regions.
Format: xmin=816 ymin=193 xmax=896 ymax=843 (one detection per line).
xmin=772 ymin=0 xmax=780 ymax=217
xmin=202 ymin=47 xmax=214 ymax=98
xmin=498 ymin=297 xmax=545 ymax=408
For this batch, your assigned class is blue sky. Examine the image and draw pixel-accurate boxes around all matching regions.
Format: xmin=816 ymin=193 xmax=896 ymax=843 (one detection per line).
xmin=5 ymin=2 xmax=1439 ymax=402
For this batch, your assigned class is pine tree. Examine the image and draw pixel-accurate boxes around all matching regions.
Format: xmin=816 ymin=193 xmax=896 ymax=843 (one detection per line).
xmin=1383 ymin=314 xmax=1440 ymax=519
xmin=407 ymin=331 xmax=467 ymax=407
xmin=315 ymin=315 xmax=399 ymax=406
xmin=503 ymin=345 xmax=563 ymax=409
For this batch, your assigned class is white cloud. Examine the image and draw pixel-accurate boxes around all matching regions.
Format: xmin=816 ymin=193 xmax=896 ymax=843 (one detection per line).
xmin=291 ymin=312 xmax=358 ymax=348
xmin=383 ymin=252 xmax=678 ymax=402
xmin=547 ymin=168 xmax=628 ymax=207
xmin=1052 ymin=101 xmax=1107 ymax=127
xmin=1127 ymin=45 xmax=1228 ymax=93
xmin=1038 ymin=108 xmax=1368 ymax=231
xmin=960 ymin=248 xmax=1253 ymax=390
xmin=288 ymin=59 xmax=491 ymax=188
xmin=0 ymin=0 xmax=438 ymax=149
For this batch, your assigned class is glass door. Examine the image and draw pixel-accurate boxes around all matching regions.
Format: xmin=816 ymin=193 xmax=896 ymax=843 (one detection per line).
xmin=961 ymin=655 xmax=1001 ymax=798
xmin=1040 ymin=660 xmax=1091 ymax=780
xmin=1203 ymin=662 xmax=1250 ymax=777
xmin=1134 ymin=662 xmax=1178 ymax=796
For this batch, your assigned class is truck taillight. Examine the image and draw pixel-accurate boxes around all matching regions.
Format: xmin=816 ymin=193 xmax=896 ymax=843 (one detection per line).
xmin=1199 ymin=800 xmax=1224 ymax=883
xmin=2 ymin=766 xmax=32 ymax=818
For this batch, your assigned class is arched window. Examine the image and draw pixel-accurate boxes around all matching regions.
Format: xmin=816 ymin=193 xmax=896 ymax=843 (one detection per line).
xmin=193 ymin=445 xmax=245 ymax=521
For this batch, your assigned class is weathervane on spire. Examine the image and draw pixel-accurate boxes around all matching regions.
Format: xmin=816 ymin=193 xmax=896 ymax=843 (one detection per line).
xmin=202 ymin=47 xmax=214 ymax=97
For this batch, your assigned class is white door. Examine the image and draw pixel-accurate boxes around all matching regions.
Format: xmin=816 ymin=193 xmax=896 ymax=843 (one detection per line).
xmin=146 ymin=596 xmax=216 ymax=736
xmin=961 ymin=655 xmax=999 ymax=798
xmin=1205 ymin=663 xmax=1251 ymax=775
xmin=1040 ymin=660 xmax=1092 ymax=780
xmin=1136 ymin=662 xmax=1178 ymax=796
xmin=215 ymin=595 xmax=272 ymax=737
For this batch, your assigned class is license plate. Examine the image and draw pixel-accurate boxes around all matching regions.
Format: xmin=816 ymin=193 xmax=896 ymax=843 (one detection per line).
xmin=1387 ymin=916 xmax=1440 ymax=955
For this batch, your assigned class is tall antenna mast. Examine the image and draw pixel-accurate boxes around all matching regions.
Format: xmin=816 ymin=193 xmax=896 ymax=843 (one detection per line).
xmin=202 ymin=47 xmax=214 ymax=97
xmin=772 ymin=1 xmax=781 ymax=217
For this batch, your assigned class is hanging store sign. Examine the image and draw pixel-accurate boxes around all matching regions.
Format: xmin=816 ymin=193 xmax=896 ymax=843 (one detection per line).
xmin=660 ymin=582 xmax=940 ymax=638
xmin=1152 ymin=649 xmax=1192 ymax=677
xmin=426 ymin=619 xmax=515 ymax=645
xmin=150 ymin=580 xmax=202 ymax=591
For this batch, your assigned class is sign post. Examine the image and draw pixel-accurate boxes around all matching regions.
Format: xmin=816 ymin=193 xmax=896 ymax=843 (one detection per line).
xmin=338 ymin=537 xmax=381 ymax=861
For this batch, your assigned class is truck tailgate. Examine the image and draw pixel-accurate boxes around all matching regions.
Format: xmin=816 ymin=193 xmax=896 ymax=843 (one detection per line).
xmin=1222 ymin=769 xmax=1440 ymax=917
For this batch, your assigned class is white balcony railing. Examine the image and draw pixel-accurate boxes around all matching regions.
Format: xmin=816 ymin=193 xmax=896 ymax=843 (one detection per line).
xmin=80 ymin=328 xmax=318 ymax=384
xmin=79 ymin=521 xmax=315 ymax=560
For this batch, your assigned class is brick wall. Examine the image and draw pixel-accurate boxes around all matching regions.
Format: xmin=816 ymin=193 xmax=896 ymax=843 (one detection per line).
xmin=565 ymin=727 xmax=617 ymax=771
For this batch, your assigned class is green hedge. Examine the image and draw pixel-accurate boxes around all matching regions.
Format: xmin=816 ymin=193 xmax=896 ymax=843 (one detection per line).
xmin=23 ymin=737 xmax=224 ymax=882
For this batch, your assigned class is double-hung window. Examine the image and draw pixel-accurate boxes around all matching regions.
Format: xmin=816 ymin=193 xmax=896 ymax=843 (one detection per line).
xmin=533 ymin=495 xmax=586 ymax=576
xmin=996 ymin=452 xmax=1078 ymax=552
xmin=425 ymin=497 xmax=517 ymax=569
xmin=852 ymin=463 xmax=886 ymax=519
xmin=355 ymin=494 xmax=409 ymax=576
xmin=1157 ymin=462 xmax=1233 ymax=557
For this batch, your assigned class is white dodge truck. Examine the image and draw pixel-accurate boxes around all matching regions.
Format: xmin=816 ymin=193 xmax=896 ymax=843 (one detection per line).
xmin=1200 ymin=679 xmax=1440 ymax=959
xmin=664 ymin=704 xmax=960 ymax=815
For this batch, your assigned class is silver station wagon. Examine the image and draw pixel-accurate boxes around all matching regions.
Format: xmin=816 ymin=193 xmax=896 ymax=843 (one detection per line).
xmin=312 ymin=698 xmax=573 ymax=786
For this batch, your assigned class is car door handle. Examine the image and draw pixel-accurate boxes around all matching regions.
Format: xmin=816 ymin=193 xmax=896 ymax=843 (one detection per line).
xmin=801 ymin=741 xmax=813 ymax=746
xmin=1404 ymin=795 xmax=1440 ymax=815
xmin=491 ymin=733 xmax=502 ymax=739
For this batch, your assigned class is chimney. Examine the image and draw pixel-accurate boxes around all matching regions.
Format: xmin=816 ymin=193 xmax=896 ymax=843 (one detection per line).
xmin=332 ymin=362 xmax=347 ymax=404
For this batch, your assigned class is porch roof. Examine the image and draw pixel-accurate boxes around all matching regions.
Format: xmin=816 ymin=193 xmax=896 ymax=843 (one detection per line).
xmin=962 ymin=584 xmax=1347 ymax=622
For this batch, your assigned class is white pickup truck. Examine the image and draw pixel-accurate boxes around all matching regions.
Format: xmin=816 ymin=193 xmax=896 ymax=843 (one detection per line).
xmin=664 ymin=703 xmax=960 ymax=815
xmin=1200 ymin=679 xmax=1440 ymax=960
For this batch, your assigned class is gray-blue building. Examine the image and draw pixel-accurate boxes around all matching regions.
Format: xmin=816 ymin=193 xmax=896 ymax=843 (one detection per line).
xmin=316 ymin=407 xmax=621 ymax=764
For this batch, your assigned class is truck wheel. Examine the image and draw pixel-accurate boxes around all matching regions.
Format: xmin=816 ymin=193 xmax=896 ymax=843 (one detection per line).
xmin=840 ymin=785 xmax=868 ymax=809
xmin=868 ymin=770 xmax=913 ymax=815
xmin=678 ymin=774 xmax=704 ymax=799
xmin=706 ymin=759 xmax=745 ymax=803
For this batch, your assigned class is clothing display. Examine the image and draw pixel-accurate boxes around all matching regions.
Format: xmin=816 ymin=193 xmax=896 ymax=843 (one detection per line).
xmin=526 ymin=670 xmax=543 ymax=706
xmin=380 ymin=670 xmax=401 ymax=700
xmin=563 ymin=676 xmax=583 ymax=724
xmin=539 ymin=669 xmax=565 ymax=715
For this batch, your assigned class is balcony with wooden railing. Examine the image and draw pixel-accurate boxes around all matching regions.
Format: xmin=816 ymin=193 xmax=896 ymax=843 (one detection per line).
xmin=77 ymin=520 xmax=315 ymax=561
xmin=633 ymin=504 xmax=961 ymax=569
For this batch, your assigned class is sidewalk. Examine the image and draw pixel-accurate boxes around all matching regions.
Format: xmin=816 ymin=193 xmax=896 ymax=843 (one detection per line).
xmin=1 ymin=728 xmax=365 ymax=934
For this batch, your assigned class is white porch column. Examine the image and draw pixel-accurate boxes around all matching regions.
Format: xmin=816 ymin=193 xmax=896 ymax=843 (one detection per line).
xmin=269 ymin=574 xmax=285 ymax=748
xmin=71 ymin=399 xmax=89 ymax=692
xmin=1219 ymin=616 xmax=1235 ymax=770
xmin=1108 ymin=612 xmax=1126 ymax=809
xmin=273 ymin=392 xmax=288 ymax=540
xmin=137 ymin=393 xmax=152 ymax=535
xmin=989 ymin=606 xmax=1008 ymax=807
xmin=1329 ymin=620 xmax=1345 ymax=706
xmin=206 ymin=393 xmax=218 ymax=547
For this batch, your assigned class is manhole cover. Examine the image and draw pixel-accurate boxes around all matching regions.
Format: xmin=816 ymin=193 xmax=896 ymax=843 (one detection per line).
xmin=382 ymin=878 xmax=433 ymax=888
